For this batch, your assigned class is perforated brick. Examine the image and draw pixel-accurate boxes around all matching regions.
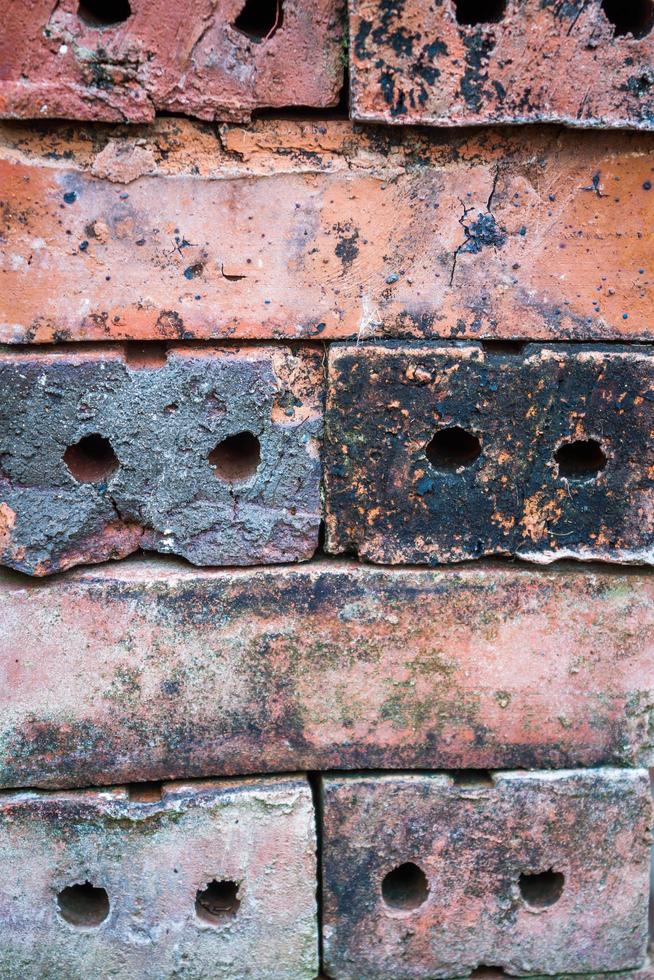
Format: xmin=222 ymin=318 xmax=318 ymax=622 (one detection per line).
xmin=321 ymin=769 xmax=651 ymax=978
xmin=325 ymin=342 xmax=654 ymax=565
xmin=0 ymin=0 xmax=343 ymax=122
xmin=349 ymin=0 xmax=654 ymax=129
xmin=0 ymin=343 xmax=323 ymax=574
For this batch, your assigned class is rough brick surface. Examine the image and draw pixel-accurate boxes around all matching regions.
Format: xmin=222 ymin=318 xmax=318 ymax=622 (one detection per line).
xmin=0 ymin=776 xmax=317 ymax=979
xmin=321 ymin=769 xmax=651 ymax=979
xmin=0 ymin=0 xmax=343 ymax=122
xmin=1 ymin=119 xmax=653 ymax=343
xmin=0 ymin=344 xmax=322 ymax=575
xmin=349 ymin=0 xmax=654 ymax=129
xmin=1 ymin=558 xmax=653 ymax=788
xmin=325 ymin=342 xmax=654 ymax=565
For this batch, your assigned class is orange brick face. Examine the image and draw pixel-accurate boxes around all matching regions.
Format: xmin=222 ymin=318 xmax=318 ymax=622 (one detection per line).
xmin=321 ymin=770 xmax=651 ymax=978
xmin=1 ymin=559 xmax=653 ymax=788
xmin=0 ymin=777 xmax=318 ymax=978
xmin=1 ymin=119 xmax=653 ymax=343
xmin=349 ymin=0 xmax=654 ymax=129
xmin=0 ymin=0 xmax=343 ymax=122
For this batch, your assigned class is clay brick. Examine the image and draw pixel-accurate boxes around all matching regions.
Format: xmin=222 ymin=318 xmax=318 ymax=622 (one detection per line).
xmin=325 ymin=342 xmax=654 ymax=565
xmin=1 ymin=118 xmax=654 ymax=344
xmin=349 ymin=0 xmax=654 ymax=129
xmin=0 ymin=0 xmax=343 ymax=123
xmin=0 ymin=343 xmax=322 ymax=575
xmin=0 ymin=775 xmax=318 ymax=979
xmin=321 ymin=769 xmax=651 ymax=978
xmin=1 ymin=557 xmax=653 ymax=788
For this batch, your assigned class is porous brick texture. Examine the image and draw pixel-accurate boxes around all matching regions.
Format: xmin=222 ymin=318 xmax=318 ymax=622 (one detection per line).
xmin=1 ymin=119 xmax=653 ymax=344
xmin=1 ymin=558 xmax=653 ymax=788
xmin=321 ymin=769 xmax=652 ymax=978
xmin=0 ymin=343 xmax=323 ymax=574
xmin=349 ymin=0 xmax=654 ymax=129
xmin=325 ymin=342 xmax=654 ymax=565
xmin=0 ymin=0 xmax=343 ymax=122
xmin=0 ymin=776 xmax=318 ymax=979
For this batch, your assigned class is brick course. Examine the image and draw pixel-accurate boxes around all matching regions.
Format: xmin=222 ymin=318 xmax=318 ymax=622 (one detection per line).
xmin=0 ymin=558 xmax=652 ymax=788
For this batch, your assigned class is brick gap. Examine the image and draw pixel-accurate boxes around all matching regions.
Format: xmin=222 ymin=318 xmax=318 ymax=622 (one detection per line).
xmin=480 ymin=340 xmax=526 ymax=356
xmin=451 ymin=770 xmax=495 ymax=788
xmin=127 ymin=781 xmax=163 ymax=803
xmin=123 ymin=343 xmax=168 ymax=370
xmin=56 ymin=882 xmax=110 ymax=928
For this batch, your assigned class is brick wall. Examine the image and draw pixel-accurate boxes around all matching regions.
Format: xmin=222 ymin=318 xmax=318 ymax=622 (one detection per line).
xmin=0 ymin=1 xmax=653 ymax=977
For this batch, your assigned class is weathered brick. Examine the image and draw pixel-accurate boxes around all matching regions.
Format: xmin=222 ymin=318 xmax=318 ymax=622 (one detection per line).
xmin=1 ymin=558 xmax=653 ymax=788
xmin=325 ymin=342 xmax=654 ymax=565
xmin=0 ymin=343 xmax=322 ymax=575
xmin=1 ymin=119 xmax=653 ymax=344
xmin=349 ymin=0 xmax=654 ymax=129
xmin=321 ymin=769 xmax=651 ymax=978
xmin=0 ymin=0 xmax=343 ymax=122
xmin=0 ymin=775 xmax=317 ymax=979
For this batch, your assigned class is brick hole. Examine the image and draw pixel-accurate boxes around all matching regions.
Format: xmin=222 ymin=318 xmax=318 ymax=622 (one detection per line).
xmin=425 ymin=426 xmax=481 ymax=471
xmin=454 ymin=0 xmax=506 ymax=26
xmin=57 ymin=882 xmax=110 ymax=927
xmin=554 ymin=439 xmax=606 ymax=480
xmin=452 ymin=770 xmax=494 ymax=787
xmin=128 ymin=782 xmax=162 ymax=803
xmin=519 ymin=870 xmax=565 ymax=909
xmin=381 ymin=862 xmax=430 ymax=911
xmin=209 ymin=432 xmax=260 ymax=483
xmin=64 ymin=434 xmax=118 ymax=484
xmin=602 ymin=0 xmax=654 ymax=38
xmin=124 ymin=343 xmax=168 ymax=369
xmin=233 ymin=0 xmax=284 ymax=41
xmin=481 ymin=340 xmax=526 ymax=355
xmin=78 ymin=0 xmax=131 ymax=27
xmin=195 ymin=880 xmax=240 ymax=924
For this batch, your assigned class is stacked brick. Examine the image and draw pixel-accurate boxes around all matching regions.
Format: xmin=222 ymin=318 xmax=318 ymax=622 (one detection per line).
xmin=0 ymin=0 xmax=653 ymax=977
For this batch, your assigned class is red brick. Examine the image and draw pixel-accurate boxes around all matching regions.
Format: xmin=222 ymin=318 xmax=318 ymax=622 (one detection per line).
xmin=0 ymin=776 xmax=318 ymax=978
xmin=321 ymin=769 xmax=651 ymax=978
xmin=349 ymin=0 xmax=654 ymax=129
xmin=325 ymin=342 xmax=654 ymax=565
xmin=0 ymin=0 xmax=343 ymax=122
xmin=0 ymin=343 xmax=323 ymax=575
xmin=1 ymin=558 xmax=653 ymax=788
xmin=0 ymin=119 xmax=653 ymax=343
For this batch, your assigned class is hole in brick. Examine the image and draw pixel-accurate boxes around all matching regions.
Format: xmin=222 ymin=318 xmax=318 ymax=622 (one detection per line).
xmin=209 ymin=432 xmax=260 ymax=483
xmin=381 ymin=863 xmax=429 ymax=911
xmin=64 ymin=434 xmax=118 ymax=484
xmin=195 ymin=880 xmax=240 ymax=924
xmin=452 ymin=770 xmax=494 ymax=787
xmin=124 ymin=343 xmax=168 ymax=369
xmin=425 ymin=426 xmax=481 ymax=470
xmin=554 ymin=439 xmax=606 ymax=480
xmin=57 ymin=882 xmax=110 ymax=927
xmin=233 ymin=0 xmax=283 ymax=41
xmin=78 ymin=0 xmax=131 ymax=27
xmin=454 ymin=0 xmax=506 ymax=26
xmin=602 ymin=0 xmax=654 ymax=37
xmin=128 ymin=782 xmax=162 ymax=803
xmin=481 ymin=340 xmax=526 ymax=355
xmin=519 ymin=870 xmax=565 ymax=909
